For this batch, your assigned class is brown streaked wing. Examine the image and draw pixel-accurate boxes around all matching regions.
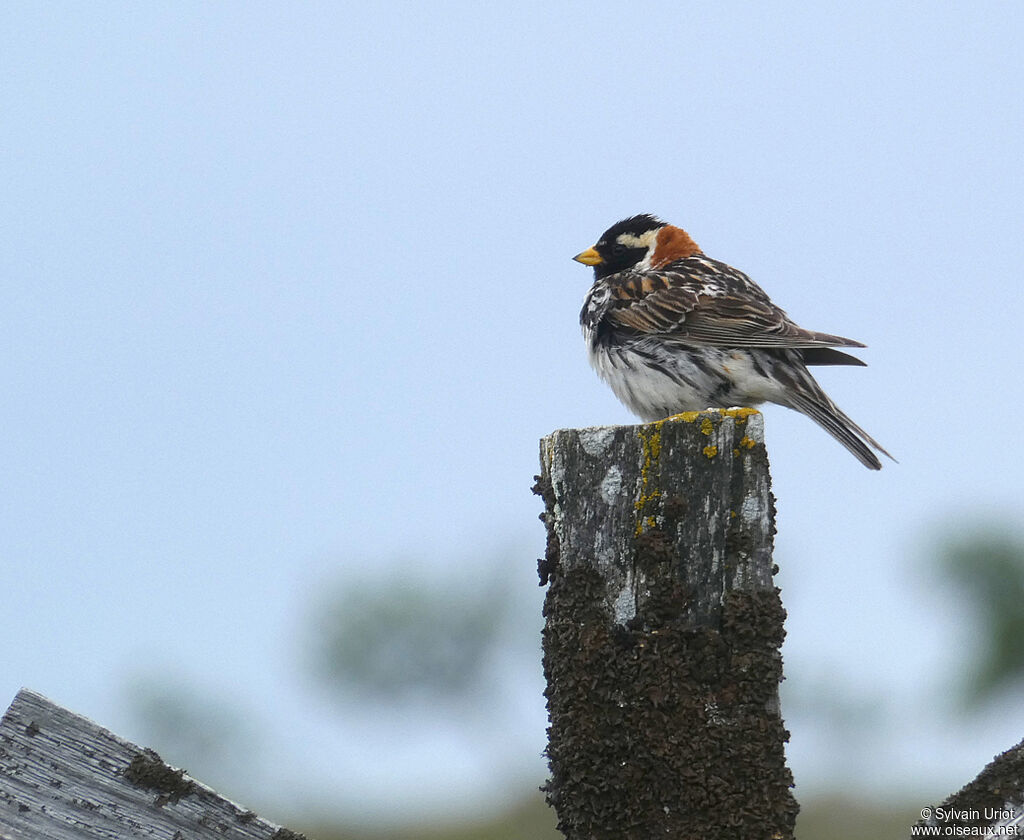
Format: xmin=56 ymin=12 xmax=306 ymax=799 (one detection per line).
xmin=603 ymin=265 xmax=867 ymax=350
xmin=605 ymin=271 xmax=702 ymax=334
xmin=670 ymin=296 xmax=867 ymax=349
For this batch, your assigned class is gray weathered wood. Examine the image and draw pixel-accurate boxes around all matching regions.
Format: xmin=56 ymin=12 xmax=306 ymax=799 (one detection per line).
xmin=536 ymin=409 xmax=797 ymax=840
xmin=0 ymin=688 xmax=305 ymax=840
xmin=913 ymin=737 xmax=1024 ymax=838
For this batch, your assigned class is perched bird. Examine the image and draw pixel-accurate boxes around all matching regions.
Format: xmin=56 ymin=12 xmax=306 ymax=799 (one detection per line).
xmin=574 ymin=214 xmax=892 ymax=469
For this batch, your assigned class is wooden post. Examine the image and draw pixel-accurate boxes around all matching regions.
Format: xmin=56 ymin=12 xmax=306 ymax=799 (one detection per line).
xmin=0 ymin=688 xmax=305 ymax=840
xmin=534 ymin=409 xmax=797 ymax=840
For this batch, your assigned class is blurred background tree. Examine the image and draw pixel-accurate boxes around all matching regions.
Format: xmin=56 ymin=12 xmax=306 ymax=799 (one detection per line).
xmin=308 ymin=573 xmax=510 ymax=708
xmin=300 ymin=554 xmax=559 ymax=839
xmin=930 ymin=525 xmax=1024 ymax=709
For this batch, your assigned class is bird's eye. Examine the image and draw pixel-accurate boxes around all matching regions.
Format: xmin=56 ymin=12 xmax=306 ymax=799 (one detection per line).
xmin=612 ymin=242 xmax=626 ymax=257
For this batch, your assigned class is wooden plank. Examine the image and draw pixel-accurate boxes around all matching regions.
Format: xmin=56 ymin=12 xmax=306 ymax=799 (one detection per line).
xmin=535 ymin=410 xmax=797 ymax=839
xmin=0 ymin=688 xmax=306 ymax=840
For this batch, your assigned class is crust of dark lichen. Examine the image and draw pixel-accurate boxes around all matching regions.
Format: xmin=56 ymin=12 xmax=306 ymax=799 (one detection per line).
xmin=123 ymin=749 xmax=196 ymax=806
xmin=532 ymin=470 xmax=560 ymax=586
xmin=915 ymin=738 xmax=1024 ymax=834
xmin=540 ymin=516 xmax=795 ymax=840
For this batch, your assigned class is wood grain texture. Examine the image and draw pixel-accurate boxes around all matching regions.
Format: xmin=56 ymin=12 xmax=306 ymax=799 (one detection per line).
xmin=535 ymin=410 xmax=796 ymax=840
xmin=0 ymin=688 xmax=305 ymax=840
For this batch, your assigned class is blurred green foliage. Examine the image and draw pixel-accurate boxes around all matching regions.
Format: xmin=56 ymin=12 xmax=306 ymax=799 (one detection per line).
xmin=297 ymin=791 xmax=921 ymax=840
xmin=308 ymin=571 xmax=514 ymax=706
xmin=794 ymin=797 xmax=925 ymax=840
xmin=933 ymin=526 xmax=1024 ymax=707
xmin=303 ymin=793 xmax=560 ymax=840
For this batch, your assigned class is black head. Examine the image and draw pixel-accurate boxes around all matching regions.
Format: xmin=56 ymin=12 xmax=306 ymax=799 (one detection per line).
xmin=574 ymin=214 xmax=665 ymax=280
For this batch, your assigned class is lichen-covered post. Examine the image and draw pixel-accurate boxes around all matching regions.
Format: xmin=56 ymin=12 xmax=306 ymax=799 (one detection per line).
xmin=914 ymin=739 xmax=1024 ymax=838
xmin=534 ymin=409 xmax=797 ymax=840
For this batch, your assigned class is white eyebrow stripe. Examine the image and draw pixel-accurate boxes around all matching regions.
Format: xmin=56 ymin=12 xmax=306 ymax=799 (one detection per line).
xmin=615 ymin=231 xmax=658 ymax=249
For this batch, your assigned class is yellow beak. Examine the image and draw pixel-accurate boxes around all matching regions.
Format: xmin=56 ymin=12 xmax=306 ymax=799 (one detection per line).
xmin=573 ymin=246 xmax=603 ymax=266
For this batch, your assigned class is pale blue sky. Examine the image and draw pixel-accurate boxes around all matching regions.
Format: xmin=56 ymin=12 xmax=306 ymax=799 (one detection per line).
xmin=3 ymin=0 xmax=1023 ymax=824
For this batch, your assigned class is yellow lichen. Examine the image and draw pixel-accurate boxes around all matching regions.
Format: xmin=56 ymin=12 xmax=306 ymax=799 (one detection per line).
xmin=666 ymin=410 xmax=702 ymax=423
xmin=634 ymin=422 xmax=665 ymax=535
xmin=664 ymin=406 xmax=760 ymax=425
xmin=721 ymin=407 xmax=760 ymax=421
xmin=632 ymin=409 xmax=754 ymax=533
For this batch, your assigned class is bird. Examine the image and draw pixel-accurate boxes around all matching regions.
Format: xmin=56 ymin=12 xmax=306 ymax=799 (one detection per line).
xmin=574 ymin=214 xmax=892 ymax=469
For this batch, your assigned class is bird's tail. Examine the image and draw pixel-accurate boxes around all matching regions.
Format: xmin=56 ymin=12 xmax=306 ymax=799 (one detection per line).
xmin=785 ymin=389 xmax=894 ymax=470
